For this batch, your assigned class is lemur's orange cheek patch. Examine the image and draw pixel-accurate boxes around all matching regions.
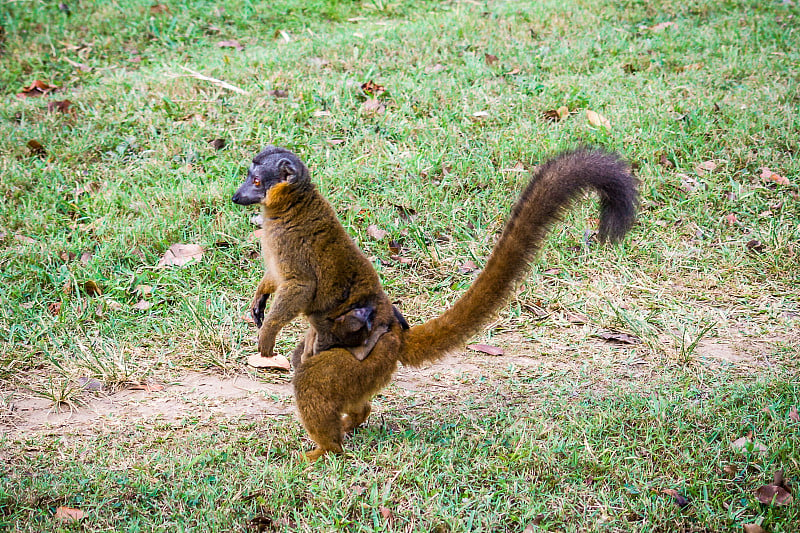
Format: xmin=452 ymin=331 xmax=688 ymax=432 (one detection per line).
xmin=265 ymin=182 xmax=291 ymax=207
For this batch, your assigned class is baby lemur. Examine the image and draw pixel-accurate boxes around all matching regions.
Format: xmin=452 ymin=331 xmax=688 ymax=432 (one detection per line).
xmin=233 ymin=145 xmax=637 ymax=461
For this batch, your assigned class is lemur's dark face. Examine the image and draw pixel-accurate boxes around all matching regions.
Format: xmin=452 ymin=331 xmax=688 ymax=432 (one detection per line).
xmin=232 ymin=146 xmax=306 ymax=206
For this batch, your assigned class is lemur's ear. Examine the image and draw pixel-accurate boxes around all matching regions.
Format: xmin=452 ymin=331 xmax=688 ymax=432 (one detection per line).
xmin=277 ymin=158 xmax=299 ymax=183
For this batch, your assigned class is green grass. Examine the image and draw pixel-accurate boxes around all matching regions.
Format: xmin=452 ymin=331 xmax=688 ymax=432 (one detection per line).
xmin=1 ymin=0 xmax=799 ymax=531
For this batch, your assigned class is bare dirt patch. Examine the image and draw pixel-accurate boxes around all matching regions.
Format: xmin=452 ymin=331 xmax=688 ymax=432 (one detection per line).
xmin=1 ymin=372 xmax=293 ymax=437
xmin=3 ymin=329 xmax=795 ymax=439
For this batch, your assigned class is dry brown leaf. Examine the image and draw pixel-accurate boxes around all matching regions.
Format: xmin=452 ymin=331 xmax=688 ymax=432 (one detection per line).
xmin=731 ymin=435 xmax=767 ymax=454
xmin=746 ymin=240 xmax=766 ymax=253
xmin=484 ymin=53 xmax=499 ymax=65
xmin=217 ymin=40 xmax=243 ymax=51
xmin=150 ymin=3 xmax=170 ymax=15
xmin=362 ymin=98 xmax=386 ymax=115
xmin=47 ymin=100 xmax=73 ymax=113
xmin=208 ymin=138 xmax=226 ymax=150
xmin=247 ymin=354 xmax=291 ymax=371
xmin=649 ymin=21 xmax=677 ymax=32
xmin=55 ymin=506 xmax=85 ymax=521
xmin=14 ymin=234 xmax=36 ymax=245
xmin=597 ymin=330 xmax=640 ymax=344
xmin=387 ymin=240 xmax=402 ymax=255
xmin=586 ymin=110 xmax=611 ymax=130
xmin=378 ymin=506 xmax=394 ymax=521
xmin=268 ymin=89 xmax=289 ymax=98
xmin=743 ymin=525 xmax=766 ymax=533
xmin=128 ymin=382 xmax=164 ymax=392
xmin=132 ymin=300 xmax=152 ymax=311
xmin=755 ymin=471 xmax=793 ymax=506
xmin=467 ymin=343 xmax=504 ymax=356
xmin=505 ymin=67 xmax=521 ymax=75
xmin=134 ymin=284 xmax=153 ymax=296
xmin=789 ymin=406 xmax=799 ymax=422
xmin=724 ymin=213 xmax=738 ymax=226
xmin=660 ymin=488 xmax=690 ymax=508
xmin=157 ymin=243 xmax=204 ymax=268
xmin=27 ymin=139 xmax=47 ymax=157
xmin=83 ymin=280 xmax=102 ymax=296
xmin=361 ymin=80 xmax=385 ymax=97
xmin=107 ymin=300 xmax=123 ymax=311
xmin=367 ymin=225 xmax=388 ymax=240
xmin=18 ymin=80 xmax=58 ymax=98
xmin=760 ymin=167 xmax=791 ymax=186
xmin=78 ymin=377 xmax=103 ymax=391
xmin=722 ymin=464 xmax=738 ymax=476
xmin=695 ymin=160 xmax=717 ymax=174
xmin=79 ymin=251 xmax=92 ymax=265
xmin=47 ymin=302 xmax=62 ymax=316
xmin=458 ymin=260 xmax=479 ymax=274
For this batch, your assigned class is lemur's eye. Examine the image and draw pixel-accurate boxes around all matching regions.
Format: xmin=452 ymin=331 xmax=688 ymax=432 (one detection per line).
xmin=253 ymin=177 xmax=261 ymax=186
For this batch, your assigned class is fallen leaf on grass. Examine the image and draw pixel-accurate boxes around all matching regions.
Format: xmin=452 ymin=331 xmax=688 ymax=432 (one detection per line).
xmin=755 ymin=471 xmax=793 ymax=506
xmin=27 ymin=139 xmax=47 ymax=157
xmin=648 ymin=21 xmax=677 ymax=32
xmin=64 ymin=57 xmax=93 ymax=72
xmin=361 ymin=80 xmax=385 ymax=97
xmin=362 ymin=98 xmax=385 ymax=115
xmin=208 ymin=138 xmax=226 ymax=150
xmin=157 ymin=243 xmax=204 ymax=268
xmin=731 ymin=433 xmax=767 ymax=454
xmin=695 ymin=160 xmax=717 ymax=174
xmin=678 ymin=173 xmax=705 ymax=193
xmin=47 ymin=302 xmax=62 ymax=316
xmin=743 ymin=525 xmax=766 ymax=533
xmin=586 ymin=110 xmax=611 ymax=130
xmin=47 ymin=100 xmax=73 ymax=113
xmin=128 ymin=382 xmax=164 ymax=392
xmin=247 ymin=354 xmax=291 ymax=371
xmin=378 ymin=506 xmax=394 ymax=522
xmin=55 ymin=506 xmax=85 ymax=521
xmin=18 ymin=80 xmax=58 ymax=98
xmin=484 ymin=53 xmax=499 ymax=65
xmin=723 ymin=464 xmax=738 ymax=476
xmin=14 ymin=233 xmax=36 ymax=245
xmin=217 ymin=40 xmax=243 ymax=51
xmin=789 ymin=406 xmax=799 ymax=422
xmin=724 ymin=213 xmax=738 ymax=226
xmin=523 ymin=515 xmax=545 ymax=532
xmin=596 ymin=331 xmax=640 ymax=344
xmin=349 ymin=484 xmax=367 ymax=496
xmin=268 ymin=89 xmax=289 ymax=98
xmin=543 ymin=106 xmax=569 ymax=122
xmin=760 ymin=167 xmax=792 ymax=186
xmin=150 ymin=3 xmax=170 ymax=15
xmin=83 ymin=280 xmax=102 ymax=296
xmin=746 ymin=240 xmax=766 ymax=253
xmin=134 ymin=284 xmax=153 ymax=296
xmin=467 ymin=343 xmax=504 ymax=356
xmin=367 ymin=225 xmax=388 ymax=240
xmin=660 ymin=488 xmax=690 ymax=508
xmin=458 ymin=260 xmax=479 ymax=274
xmin=132 ymin=300 xmax=152 ymax=311
xmin=77 ymin=377 xmax=103 ymax=391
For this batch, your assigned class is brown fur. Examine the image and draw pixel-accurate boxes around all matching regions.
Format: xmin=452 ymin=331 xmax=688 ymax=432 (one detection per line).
xmin=233 ymin=145 xmax=637 ymax=460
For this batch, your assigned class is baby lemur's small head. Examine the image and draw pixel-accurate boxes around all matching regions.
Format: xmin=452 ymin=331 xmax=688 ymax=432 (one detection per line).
xmin=232 ymin=145 xmax=310 ymax=206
